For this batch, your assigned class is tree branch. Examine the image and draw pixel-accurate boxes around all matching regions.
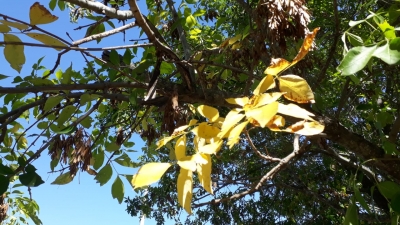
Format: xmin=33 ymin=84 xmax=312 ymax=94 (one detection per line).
xmin=62 ymin=0 xmax=134 ymax=20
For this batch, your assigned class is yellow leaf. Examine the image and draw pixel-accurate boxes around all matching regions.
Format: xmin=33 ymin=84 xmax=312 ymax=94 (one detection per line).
xmin=172 ymin=125 xmax=189 ymax=135
xmin=278 ymin=75 xmax=315 ymax=103
xmin=178 ymin=156 xmax=197 ymax=171
xmin=177 ymin=168 xmax=193 ymax=214
xmin=191 ymin=122 xmax=220 ymax=139
xmin=4 ymin=34 xmax=25 ymax=73
xmin=220 ymin=110 xmax=245 ymax=138
xmin=0 ymin=24 xmax=11 ymax=32
xmin=264 ymin=58 xmax=291 ymax=75
xmin=131 ymin=162 xmax=172 ymax=188
xmin=284 ymin=121 xmax=324 ymax=136
xmin=30 ymin=2 xmax=58 ymax=25
xmin=292 ymin=27 xmax=320 ymax=65
xmin=0 ymin=20 xmax=29 ymax=30
xmin=188 ymin=119 xmax=198 ymax=126
xmin=245 ymin=102 xmax=279 ymax=128
xmin=212 ymin=117 xmax=224 ymax=129
xmin=197 ymin=154 xmax=213 ymax=194
xmin=175 ymin=135 xmax=186 ymax=160
xmin=227 ymin=121 xmax=249 ymax=148
xmin=254 ymin=92 xmax=284 ymax=108
xmin=231 ymin=42 xmax=241 ymax=50
xmin=156 ymin=136 xmax=176 ymax=150
xmin=220 ymin=38 xmax=230 ymax=48
xmin=266 ymin=115 xmax=285 ymax=131
xmin=229 ymin=34 xmax=242 ymax=45
xmin=225 ymin=97 xmax=249 ymax=106
xmin=26 ymin=33 xmax=67 ymax=51
xmin=197 ymin=105 xmax=219 ymax=122
xmin=253 ymin=74 xmax=275 ymax=95
xmin=278 ymin=103 xmax=315 ymax=121
xmin=198 ymin=140 xmax=223 ymax=154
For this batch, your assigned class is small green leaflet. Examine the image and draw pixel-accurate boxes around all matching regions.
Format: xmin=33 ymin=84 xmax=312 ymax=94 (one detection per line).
xmin=51 ymin=172 xmax=73 ymax=185
xmin=95 ymin=164 xmax=112 ymax=186
xmin=111 ymin=176 xmax=124 ymax=204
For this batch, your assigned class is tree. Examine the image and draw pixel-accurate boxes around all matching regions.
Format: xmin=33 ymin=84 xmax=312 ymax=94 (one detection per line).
xmin=0 ymin=0 xmax=399 ymax=224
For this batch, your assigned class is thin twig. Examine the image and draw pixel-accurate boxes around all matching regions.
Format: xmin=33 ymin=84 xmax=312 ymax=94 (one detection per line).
xmin=244 ymin=130 xmax=281 ymax=162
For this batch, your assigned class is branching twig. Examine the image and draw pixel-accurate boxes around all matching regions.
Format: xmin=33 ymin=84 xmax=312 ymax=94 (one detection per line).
xmin=72 ymin=21 xmax=138 ymax=46
xmin=244 ymin=130 xmax=281 ymax=162
xmin=62 ymin=0 xmax=134 ymax=20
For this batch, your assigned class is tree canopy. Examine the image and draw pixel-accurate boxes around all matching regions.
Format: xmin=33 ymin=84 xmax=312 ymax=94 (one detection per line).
xmin=0 ymin=0 xmax=400 ymax=224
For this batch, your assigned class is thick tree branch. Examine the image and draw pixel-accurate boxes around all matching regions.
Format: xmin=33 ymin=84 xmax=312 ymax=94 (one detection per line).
xmin=0 ymin=82 xmax=146 ymax=94
xmin=62 ymin=0 xmax=134 ymax=20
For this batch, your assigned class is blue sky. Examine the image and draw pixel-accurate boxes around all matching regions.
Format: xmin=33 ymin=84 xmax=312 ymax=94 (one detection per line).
xmin=0 ymin=1 xmax=169 ymax=224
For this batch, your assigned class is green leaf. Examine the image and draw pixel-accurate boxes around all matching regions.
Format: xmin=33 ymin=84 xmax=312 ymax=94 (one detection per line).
xmin=19 ymin=172 xmax=44 ymax=187
xmin=93 ymin=149 xmax=104 ymax=170
xmin=378 ymin=21 xmax=396 ymax=39
xmin=53 ymin=125 xmax=76 ymax=134
xmin=109 ymin=50 xmax=120 ymax=66
xmin=372 ymin=41 xmax=400 ymax=65
xmin=37 ymin=121 xmax=48 ymax=129
xmin=61 ymin=63 xmax=72 ymax=84
xmin=0 ymin=175 xmax=9 ymax=195
xmin=57 ymin=0 xmax=65 ymax=10
xmin=0 ymin=164 xmax=14 ymax=175
xmin=337 ymin=45 xmax=377 ymax=75
xmin=347 ymin=32 xmax=363 ymax=47
xmin=391 ymin=193 xmax=400 ymax=214
xmin=56 ymin=105 xmax=76 ymax=124
xmin=186 ymin=15 xmax=196 ymax=28
xmin=49 ymin=0 xmax=57 ymax=10
xmin=95 ymin=164 xmax=112 ymax=186
xmin=44 ymin=95 xmax=63 ymax=112
xmin=114 ymin=153 xmax=139 ymax=168
xmin=105 ymin=142 xmax=120 ymax=152
xmin=51 ymin=172 xmax=73 ymax=185
xmin=378 ymin=181 xmax=400 ymax=199
xmin=0 ymin=74 xmax=9 ymax=80
xmin=3 ymin=34 xmax=25 ymax=73
xmin=80 ymin=116 xmax=93 ymax=128
xmin=111 ymin=176 xmax=124 ymax=204
xmin=160 ymin=62 xmax=175 ymax=74
xmin=55 ymin=69 xmax=62 ymax=80
xmin=354 ymin=185 xmax=371 ymax=214
xmin=343 ymin=197 xmax=359 ymax=225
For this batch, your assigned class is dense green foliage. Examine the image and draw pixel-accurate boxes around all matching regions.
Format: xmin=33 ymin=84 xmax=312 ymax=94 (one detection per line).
xmin=0 ymin=0 xmax=400 ymax=224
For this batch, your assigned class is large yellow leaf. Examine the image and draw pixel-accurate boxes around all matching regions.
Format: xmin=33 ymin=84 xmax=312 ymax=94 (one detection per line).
xmin=26 ymin=33 xmax=67 ymax=51
xmin=191 ymin=122 xmax=220 ymax=139
xmin=292 ymin=27 xmax=320 ymax=65
xmin=175 ymin=135 xmax=186 ymax=160
xmin=221 ymin=110 xmax=245 ymax=132
xmin=245 ymin=102 xmax=279 ymax=128
xmin=264 ymin=58 xmax=291 ymax=75
xmin=29 ymin=2 xmax=58 ymax=25
xmin=253 ymin=74 xmax=275 ymax=95
xmin=177 ymin=168 xmax=193 ymax=214
xmin=3 ymin=34 xmax=25 ymax=73
xmin=197 ymin=154 xmax=213 ymax=194
xmin=278 ymin=103 xmax=315 ymax=121
xmin=0 ymin=24 xmax=11 ymax=32
xmin=131 ymin=162 xmax=172 ymax=188
xmin=225 ymin=97 xmax=249 ymax=106
xmin=198 ymin=140 xmax=223 ymax=154
xmin=0 ymin=20 xmax=29 ymax=30
xmin=284 ymin=121 xmax=324 ymax=136
xmin=177 ymin=156 xmax=197 ymax=171
xmin=197 ymin=105 xmax=219 ymax=122
xmin=278 ymin=75 xmax=315 ymax=103
xmin=227 ymin=121 xmax=249 ymax=148
xmin=254 ymin=92 xmax=284 ymax=108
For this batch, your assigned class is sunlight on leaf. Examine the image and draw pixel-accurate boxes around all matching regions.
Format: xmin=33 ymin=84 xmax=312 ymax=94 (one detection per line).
xmin=253 ymin=74 xmax=275 ymax=95
xmin=177 ymin=156 xmax=197 ymax=171
xmin=175 ymin=135 xmax=187 ymax=160
xmin=245 ymin=102 xmax=279 ymax=128
xmin=191 ymin=122 xmax=220 ymax=139
xmin=277 ymin=103 xmax=315 ymax=121
xmin=225 ymin=97 xmax=249 ymax=106
xmin=198 ymin=140 xmax=223 ymax=154
xmin=278 ymin=75 xmax=315 ymax=103
xmin=131 ymin=163 xmax=172 ymax=188
xmin=264 ymin=58 xmax=291 ymax=75
xmin=284 ymin=121 xmax=324 ymax=136
xmin=254 ymin=92 xmax=284 ymax=108
xmin=197 ymin=154 xmax=213 ymax=194
xmin=266 ymin=115 xmax=285 ymax=131
xmin=227 ymin=121 xmax=249 ymax=148
xmin=177 ymin=168 xmax=193 ymax=214
xmin=197 ymin=105 xmax=219 ymax=122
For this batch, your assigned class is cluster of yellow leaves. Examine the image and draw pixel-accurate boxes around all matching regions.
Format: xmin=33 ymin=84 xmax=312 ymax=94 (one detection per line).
xmin=131 ymin=28 xmax=324 ymax=214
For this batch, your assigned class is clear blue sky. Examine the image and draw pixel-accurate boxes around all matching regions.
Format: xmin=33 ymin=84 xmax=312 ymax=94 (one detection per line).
xmin=0 ymin=1 xmax=169 ymax=224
